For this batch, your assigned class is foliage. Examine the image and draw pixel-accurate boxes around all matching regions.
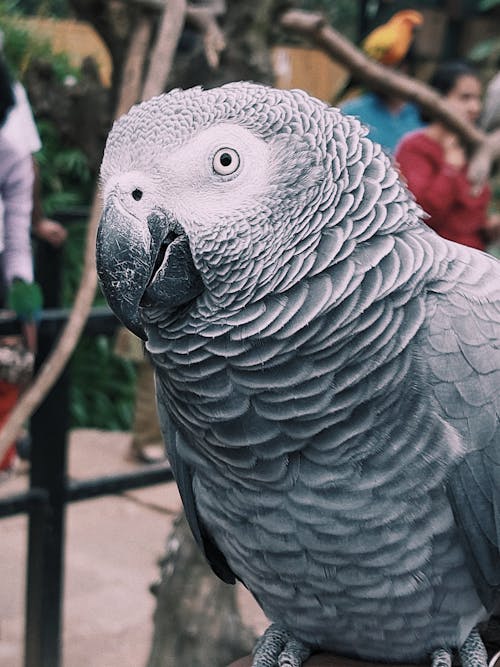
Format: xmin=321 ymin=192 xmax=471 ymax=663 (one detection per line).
xmin=1 ymin=6 xmax=135 ymax=431
xmin=1 ymin=0 xmax=71 ymax=17
xmin=0 ymin=5 xmax=93 ymax=213
xmin=299 ymin=0 xmax=360 ymax=41
xmin=35 ymin=120 xmax=93 ymax=215
xmin=0 ymin=2 xmax=77 ymax=80
xmin=479 ymin=0 xmax=500 ymax=10
xmin=468 ymin=36 xmax=500 ymax=65
xmin=70 ymin=334 xmax=136 ymax=430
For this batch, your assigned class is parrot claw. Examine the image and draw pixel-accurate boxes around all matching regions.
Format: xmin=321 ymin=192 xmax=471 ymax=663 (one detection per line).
xmin=431 ymin=628 xmax=488 ymax=667
xmin=431 ymin=648 xmax=452 ymax=667
xmin=458 ymin=628 xmax=488 ymax=667
xmin=252 ymin=623 xmax=311 ymax=667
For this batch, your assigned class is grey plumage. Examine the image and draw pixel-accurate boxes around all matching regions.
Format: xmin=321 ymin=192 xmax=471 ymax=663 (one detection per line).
xmin=96 ymin=83 xmax=500 ymax=666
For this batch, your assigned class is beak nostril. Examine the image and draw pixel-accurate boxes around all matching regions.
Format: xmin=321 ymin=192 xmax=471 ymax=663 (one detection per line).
xmin=132 ymin=188 xmax=143 ymax=201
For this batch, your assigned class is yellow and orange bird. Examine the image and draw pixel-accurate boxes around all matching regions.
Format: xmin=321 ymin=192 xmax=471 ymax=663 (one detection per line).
xmin=362 ymin=9 xmax=424 ymax=66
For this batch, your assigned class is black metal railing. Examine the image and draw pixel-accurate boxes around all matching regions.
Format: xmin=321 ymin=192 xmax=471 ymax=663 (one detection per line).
xmin=0 ymin=227 xmax=173 ymax=667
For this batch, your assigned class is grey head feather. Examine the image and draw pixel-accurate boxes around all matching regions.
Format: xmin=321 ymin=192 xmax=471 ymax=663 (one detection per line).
xmin=100 ymin=82 xmax=424 ymax=337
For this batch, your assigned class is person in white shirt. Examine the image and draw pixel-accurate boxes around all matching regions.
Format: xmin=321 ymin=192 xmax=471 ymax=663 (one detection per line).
xmin=2 ymin=80 xmax=67 ymax=248
xmin=0 ymin=56 xmax=38 ymax=473
xmin=0 ymin=68 xmax=35 ymax=294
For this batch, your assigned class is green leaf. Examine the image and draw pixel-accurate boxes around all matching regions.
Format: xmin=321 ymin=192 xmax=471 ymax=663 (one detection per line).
xmin=479 ymin=0 xmax=500 ymax=10
xmin=70 ymin=335 xmax=137 ymax=430
xmin=468 ymin=37 xmax=500 ymax=61
xmin=7 ymin=280 xmax=43 ymax=320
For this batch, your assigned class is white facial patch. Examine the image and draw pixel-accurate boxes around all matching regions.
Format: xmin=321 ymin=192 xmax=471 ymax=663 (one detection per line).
xmin=153 ymin=124 xmax=271 ymax=228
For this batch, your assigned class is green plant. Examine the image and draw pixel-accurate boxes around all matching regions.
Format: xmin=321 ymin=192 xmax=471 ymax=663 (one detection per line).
xmin=36 ymin=119 xmax=93 ymax=216
xmin=300 ymin=0 xmax=359 ymax=41
xmin=479 ymin=0 xmax=500 ymax=10
xmin=0 ymin=3 xmax=77 ymax=80
xmin=1 ymin=7 xmax=136 ymax=431
xmin=468 ymin=36 xmax=500 ymax=65
xmin=70 ymin=335 xmax=136 ymax=430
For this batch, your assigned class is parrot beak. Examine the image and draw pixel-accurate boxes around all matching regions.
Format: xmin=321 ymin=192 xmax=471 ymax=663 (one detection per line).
xmin=96 ymin=203 xmax=203 ymax=341
xmin=96 ymin=203 xmax=150 ymax=339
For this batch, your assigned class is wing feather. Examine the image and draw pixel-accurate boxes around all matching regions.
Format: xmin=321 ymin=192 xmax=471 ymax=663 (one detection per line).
xmin=424 ymin=251 xmax=500 ymax=611
xmin=157 ymin=387 xmax=236 ymax=584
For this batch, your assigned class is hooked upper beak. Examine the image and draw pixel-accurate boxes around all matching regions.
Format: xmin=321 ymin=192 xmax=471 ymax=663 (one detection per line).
xmin=96 ymin=202 xmax=203 ymax=340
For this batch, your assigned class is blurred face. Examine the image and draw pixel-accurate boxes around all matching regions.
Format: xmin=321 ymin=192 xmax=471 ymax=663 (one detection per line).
xmin=445 ymin=74 xmax=482 ymax=124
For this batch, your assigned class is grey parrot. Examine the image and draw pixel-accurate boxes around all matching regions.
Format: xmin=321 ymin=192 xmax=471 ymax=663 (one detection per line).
xmin=96 ymin=82 xmax=500 ymax=667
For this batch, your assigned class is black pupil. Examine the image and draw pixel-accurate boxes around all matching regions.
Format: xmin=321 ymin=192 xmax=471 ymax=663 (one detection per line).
xmin=220 ymin=153 xmax=232 ymax=167
xmin=132 ymin=188 xmax=143 ymax=201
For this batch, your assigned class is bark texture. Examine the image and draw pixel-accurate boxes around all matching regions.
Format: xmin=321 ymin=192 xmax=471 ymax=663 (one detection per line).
xmin=147 ymin=515 xmax=255 ymax=667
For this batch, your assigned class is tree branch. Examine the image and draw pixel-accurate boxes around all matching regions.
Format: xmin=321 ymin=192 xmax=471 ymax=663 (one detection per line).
xmin=467 ymin=127 xmax=500 ymax=189
xmin=186 ymin=6 xmax=226 ymax=69
xmin=279 ymin=10 xmax=486 ymax=148
xmin=0 ymin=196 xmax=100 ymax=454
xmin=131 ymin=0 xmax=226 ymax=69
xmin=115 ymin=12 xmax=154 ymax=117
xmin=142 ymin=0 xmax=187 ymax=100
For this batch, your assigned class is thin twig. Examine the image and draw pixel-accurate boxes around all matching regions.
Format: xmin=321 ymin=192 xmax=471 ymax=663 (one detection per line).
xmin=142 ymin=0 xmax=188 ymax=100
xmin=116 ymin=13 xmax=154 ymax=118
xmin=186 ymin=6 xmax=226 ymax=69
xmin=0 ymin=196 xmax=100 ymax=454
xmin=280 ymin=9 xmax=486 ymax=148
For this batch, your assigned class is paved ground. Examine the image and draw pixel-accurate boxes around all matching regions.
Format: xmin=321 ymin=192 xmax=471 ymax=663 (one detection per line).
xmin=0 ymin=429 xmax=266 ymax=667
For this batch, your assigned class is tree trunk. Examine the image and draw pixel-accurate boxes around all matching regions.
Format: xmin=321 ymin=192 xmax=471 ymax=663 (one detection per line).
xmin=115 ymin=13 xmax=154 ymax=119
xmin=147 ymin=514 xmax=256 ymax=667
xmin=141 ymin=0 xmax=187 ymax=100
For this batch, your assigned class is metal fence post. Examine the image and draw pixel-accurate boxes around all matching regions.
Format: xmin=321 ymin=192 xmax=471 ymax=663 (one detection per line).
xmin=25 ymin=235 xmax=70 ymax=667
xmin=24 ymin=322 xmax=70 ymax=667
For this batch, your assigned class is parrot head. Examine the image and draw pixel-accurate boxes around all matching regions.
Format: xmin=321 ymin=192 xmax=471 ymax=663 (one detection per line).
xmin=96 ymin=83 xmax=403 ymax=340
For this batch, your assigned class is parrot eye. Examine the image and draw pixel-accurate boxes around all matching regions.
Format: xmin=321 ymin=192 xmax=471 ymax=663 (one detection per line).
xmin=212 ymin=148 xmax=240 ymax=176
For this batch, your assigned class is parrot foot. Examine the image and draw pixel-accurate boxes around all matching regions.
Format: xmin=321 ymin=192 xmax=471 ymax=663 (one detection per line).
xmin=251 ymin=623 xmax=311 ymax=667
xmin=431 ymin=628 xmax=488 ymax=667
xmin=431 ymin=648 xmax=452 ymax=667
xmin=458 ymin=628 xmax=488 ymax=667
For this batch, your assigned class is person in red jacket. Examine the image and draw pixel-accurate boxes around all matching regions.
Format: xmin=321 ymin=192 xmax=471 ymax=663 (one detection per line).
xmin=395 ymin=61 xmax=500 ymax=251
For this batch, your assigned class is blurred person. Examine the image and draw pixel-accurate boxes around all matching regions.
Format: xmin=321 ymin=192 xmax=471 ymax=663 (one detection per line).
xmin=0 ymin=55 xmax=41 ymax=473
xmin=340 ymin=10 xmax=424 ymax=154
xmin=0 ymin=33 xmax=67 ymax=467
xmin=2 ymin=78 xmax=67 ymax=248
xmin=395 ymin=61 xmax=500 ymax=251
